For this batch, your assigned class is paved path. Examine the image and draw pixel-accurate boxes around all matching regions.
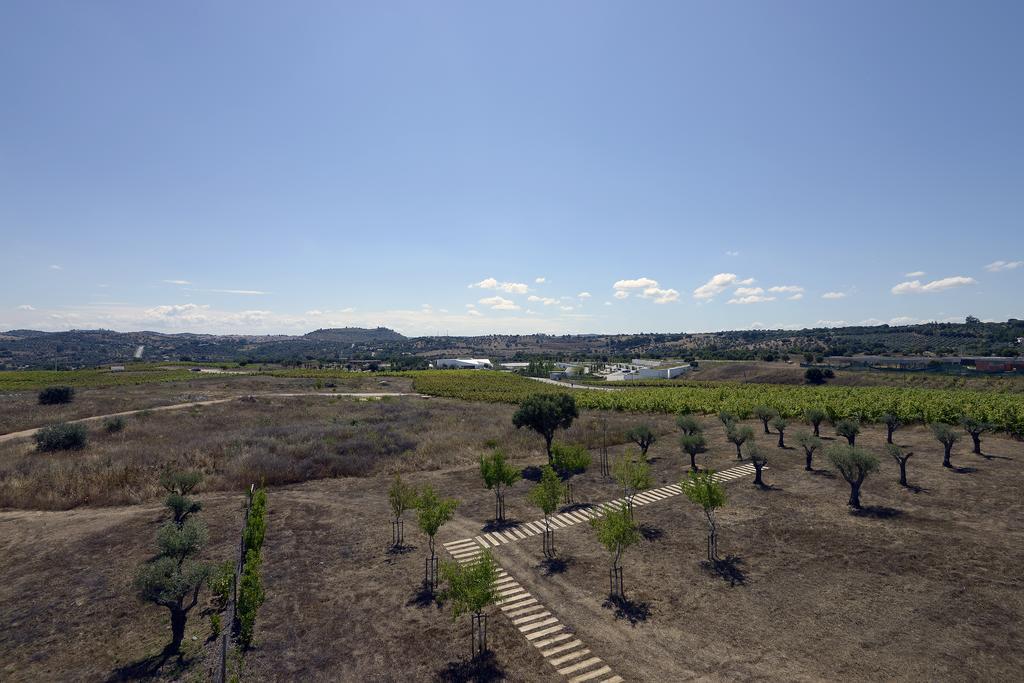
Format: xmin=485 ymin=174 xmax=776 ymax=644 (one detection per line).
xmin=472 ymin=463 xmax=758 ymax=549
xmin=526 ymin=377 xmax=621 ymax=392
xmin=0 ymin=392 xmax=421 ymax=444
xmin=443 ymin=539 xmax=623 ymax=683
xmin=442 ymin=461 xmax=761 ymax=681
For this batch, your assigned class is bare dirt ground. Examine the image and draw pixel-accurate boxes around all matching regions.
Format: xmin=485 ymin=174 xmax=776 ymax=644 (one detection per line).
xmin=0 ymin=397 xmax=1021 ymax=681
xmin=0 ymin=374 xmax=415 ymax=435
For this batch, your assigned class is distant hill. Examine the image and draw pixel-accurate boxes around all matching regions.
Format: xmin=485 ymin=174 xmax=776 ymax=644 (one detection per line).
xmin=303 ymin=327 xmax=406 ymax=343
xmin=0 ymin=321 xmax=1020 ymax=369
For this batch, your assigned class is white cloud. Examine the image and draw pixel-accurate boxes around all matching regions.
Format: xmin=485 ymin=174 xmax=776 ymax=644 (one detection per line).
xmin=891 ymin=276 xmax=977 ymax=295
xmin=577 ymin=292 xmax=592 ymax=299
xmin=478 ymin=296 xmax=520 ymax=311
xmin=728 ymin=294 xmax=776 ymax=305
xmin=467 ymin=309 xmax=482 ymax=317
xmin=768 ymin=285 xmax=804 ymax=294
xmin=821 ymin=291 xmax=846 ymax=299
xmin=535 ymin=277 xmax=546 ymax=284
xmin=163 ymin=279 xmax=191 ymax=285
xmin=725 ymin=250 xmax=740 ymax=257
xmin=49 ymin=264 xmax=62 ymax=270
xmin=642 ymin=287 xmax=680 ymax=304
xmin=16 ymin=304 xmax=35 ymax=310
xmin=788 ymin=293 xmax=804 ymax=301
xmin=905 ymin=271 xmax=926 ymax=278
xmin=693 ymin=273 xmax=753 ymax=300
xmin=613 ymin=290 xmax=629 ymax=300
xmin=604 ymin=301 xmax=613 ymax=306
xmin=889 ymin=316 xmax=920 ymax=326
xmin=859 ymin=318 xmax=884 ymax=325
xmin=527 ymin=295 xmax=558 ymax=306
xmin=816 ymin=319 xmax=848 ymax=327
xmin=305 ymin=309 xmax=324 ymax=316
xmin=469 ymin=278 xmax=529 ymax=294
xmin=613 ymin=277 xmax=658 ymax=291
xmin=734 ymin=286 xmax=764 ymax=297
xmin=984 ymin=260 xmax=1023 ymax=273
xmin=560 ymin=305 xmax=574 ymax=311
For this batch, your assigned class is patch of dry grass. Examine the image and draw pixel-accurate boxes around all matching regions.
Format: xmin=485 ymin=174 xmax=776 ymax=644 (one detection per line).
xmin=0 ymin=395 xmax=676 ymax=510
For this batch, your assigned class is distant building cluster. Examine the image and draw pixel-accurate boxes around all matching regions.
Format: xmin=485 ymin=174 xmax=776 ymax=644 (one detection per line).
xmin=433 ymin=358 xmax=493 ymax=370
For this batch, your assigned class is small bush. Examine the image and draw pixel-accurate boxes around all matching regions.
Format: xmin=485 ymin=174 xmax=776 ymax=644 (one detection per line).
xmin=38 ymin=386 xmax=75 ymax=405
xmin=208 ymin=560 xmax=235 ymax=610
xmin=35 ymin=423 xmax=88 ymax=452
xmin=804 ymin=368 xmax=826 ymax=385
xmin=210 ymin=612 xmax=222 ymax=638
xmin=103 ymin=416 xmax=126 ymax=433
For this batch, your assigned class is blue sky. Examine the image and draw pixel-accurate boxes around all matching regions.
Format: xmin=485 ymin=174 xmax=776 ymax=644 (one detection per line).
xmin=2 ymin=1 xmax=1022 ymax=336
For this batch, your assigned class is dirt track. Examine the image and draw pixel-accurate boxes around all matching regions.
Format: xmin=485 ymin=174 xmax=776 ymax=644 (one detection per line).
xmin=0 ymin=392 xmax=420 ymax=444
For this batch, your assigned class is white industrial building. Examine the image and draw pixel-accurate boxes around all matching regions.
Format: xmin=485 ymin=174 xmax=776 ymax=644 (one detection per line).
xmin=434 ymin=358 xmax=493 ymax=369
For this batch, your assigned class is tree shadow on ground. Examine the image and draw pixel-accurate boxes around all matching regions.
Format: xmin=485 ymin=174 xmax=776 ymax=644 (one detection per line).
xmin=603 ymin=594 xmax=651 ymax=626
xmin=407 ymin=584 xmax=442 ymax=609
xmin=809 ymin=469 xmax=836 ymax=479
xmin=560 ymin=502 xmax=596 ymax=514
xmin=437 ymin=651 xmax=505 ymax=683
xmin=539 ymin=557 xmax=572 ymax=576
xmin=482 ymin=519 xmax=520 ymax=532
xmin=702 ymin=555 xmax=747 ymax=587
xmin=950 ymin=466 xmax=978 ymax=474
xmin=386 ymin=543 xmax=417 ymax=556
xmin=106 ymin=647 xmax=188 ymax=681
xmin=520 ymin=466 xmax=543 ymax=482
xmin=852 ymin=505 xmax=904 ymax=520
xmin=978 ymin=452 xmax=1012 ymax=461
xmin=902 ymin=483 xmax=929 ymax=494
xmin=754 ymin=482 xmax=783 ymax=492
xmin=639 ymin=523 xmax=664 ymax=542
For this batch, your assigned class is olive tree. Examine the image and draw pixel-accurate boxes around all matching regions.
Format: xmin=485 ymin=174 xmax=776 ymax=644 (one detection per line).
xmin=770 ymin=416 xmax=788 ymax=448
xmin=718 ymin=411 xmax=737 ymax=429
xmin=160 ymin=470 xmax=203 ymax=526
xmin=726 ymin=424 xmax=754 ymax=459
xmin=612 ymin=451 xmax=651 ymax=518
xmin=528 ymin=464 xmax=563 ymax=557
xmin=681 ymin=469 xmax=726 ymax=561
xmin=590 ymin=503 xmax=640 ymax=598
xmin=886 ymin=444 xmax=914 ymax=488
xmin=388 ymin=474 xmax=418 ymax=547
xmin=805 ymin=408 xmax=826 ymax=437
xmin=680 ymin=433 xmax=707 ymax=472
xmin=512 ymin=393 xmax=578 ymax=462
xmin=795 ymin=432 xmax=822 ymax=471
xmin=676 ymin=413 xmax=701 ymax=436
xmin=826 ymin=444 xmax=879 ymax=509
xmin=625 ymin=424 xmax=657 ymax=456
xmin=742 ymin=441 xmax=768 ymax=487
xmin=835 ymin=418 xmax=861 ymax=446
xmin=135 ymin=517 xmax=211 ymax=655
xmin=882 ymin=414 xmax=901 ymax=445
xmin=960 ymin=417 xmax=991 ymax=455
xmin=479 ymin=449 xmax=520 ymax=522
xmin=931 ymin=422 xmax=959 ymax=468
xmin=441 ymin=550 xmax=499 ymax=658
xmin=753 ymin=405 xmax=778 ymax=434
xmin=416 ymin=486 xmax=458 ymax=590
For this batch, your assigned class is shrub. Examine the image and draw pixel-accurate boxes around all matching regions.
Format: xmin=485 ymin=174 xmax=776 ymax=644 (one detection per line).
xmin=244 ymin=487 xmax=268 ymax=555
xmin=804 ymin=368 xmax=826 ymax=385
xmin=210 ymin=612 xmax=222 ymax=638
xmin=207 ymin=559 xmax=235 ymax=610
xmin=34 ymin=422 xmax=88 ymax=451
xmin=237 ymin=549 xmax=264 ymax=649
xmin=38 ymin=386 xmax=74 ymax=405
xmin=550 ymin=443 xmax=591 ymax=476
xmin=103 ymin=416 xmax=126 ymax=433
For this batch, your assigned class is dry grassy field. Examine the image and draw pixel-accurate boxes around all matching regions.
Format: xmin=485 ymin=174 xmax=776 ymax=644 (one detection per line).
xmin=0 ymin=383 xmax=1022 ymax=682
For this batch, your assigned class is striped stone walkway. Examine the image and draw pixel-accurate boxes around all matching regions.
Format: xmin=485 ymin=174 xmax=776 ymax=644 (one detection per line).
xmin=442 ymin=538 xmax=623 ymax=683
xmin=439 ymin=461 xmax=761 ymax=682
xmin=472 ymin=463 xmax=759 ymax=550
